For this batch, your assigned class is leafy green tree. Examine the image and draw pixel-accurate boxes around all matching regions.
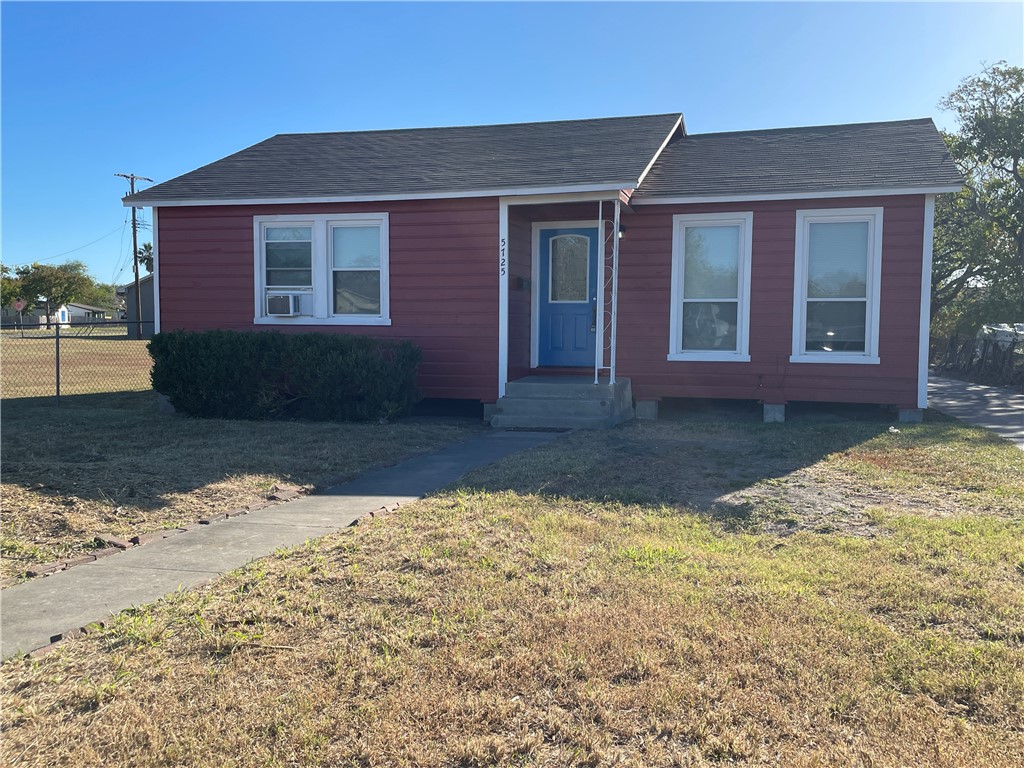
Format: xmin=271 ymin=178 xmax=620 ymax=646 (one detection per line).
xmin=16 ymin=261 xmax=94 ymax=327
xmin=938 ymin=61 xmax=1024 ymax=320
xmin=76 ymin=280 xmax=121 ymax=312
xmin=1 ymin=263 xmax=26 ymax=310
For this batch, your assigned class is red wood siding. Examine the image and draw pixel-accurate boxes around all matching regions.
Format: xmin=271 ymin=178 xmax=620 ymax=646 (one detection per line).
xmin=157 ymin=198 xmax=500 ymax=401
xmin=158 ymin=193 xmax=927 ymax=409
xmin=617 ymin=196 xmax=926 ymax=407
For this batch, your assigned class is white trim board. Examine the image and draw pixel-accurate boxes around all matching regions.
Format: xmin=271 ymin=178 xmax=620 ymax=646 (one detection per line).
xmin=918 ymin=195 xmax=936 ymax=409
xmin=634 ymin=185 xmax=962 ymax=206
xmin=790 ymin=206 xmax=884 ymax=365
xmin=498 ymin=200 xmax=510 ymax=398
xmin=530 ymin=220 xmax=602 ymax=370
xmin=124 ymin=183 xmax=636 ymax=209
xmin=151 ymin=207 xmax=160 ymax=334
xmin=635 ymin=115 xmax=684 ymax=187
xmin=667 ymin=211 xmax=754 ymax=363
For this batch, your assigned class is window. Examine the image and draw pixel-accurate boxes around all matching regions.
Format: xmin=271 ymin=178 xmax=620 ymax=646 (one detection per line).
xmin=549 ymin=234 xmax=589 ymax=302
xmin=791 ymin=208 xmax=882 ymax=364
xmin=254 ymin=213 xmax=389 ymax=325
xmin=669 ymin=212 xmax=753 ymax=361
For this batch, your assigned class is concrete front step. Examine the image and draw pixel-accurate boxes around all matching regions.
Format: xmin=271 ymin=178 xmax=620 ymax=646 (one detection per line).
xmin=505 ymin=377 xmax=621 ymax=400
xmin=491 ymin=376 xmax=634 ymax=430
xmin=493 ymin=397 xmax=614 ymax=419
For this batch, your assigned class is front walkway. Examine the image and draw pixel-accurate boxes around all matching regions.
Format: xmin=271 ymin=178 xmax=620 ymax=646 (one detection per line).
xmin=1 ymin=430 xmax=563 ymax=658
xmin=928 ymin=374 xmax=1023 ymax=449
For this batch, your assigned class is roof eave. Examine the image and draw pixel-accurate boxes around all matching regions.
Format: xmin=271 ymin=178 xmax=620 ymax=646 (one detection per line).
xmin=633 ymin=183 xmax=964 ymax=205
xmin=122 ymin=181 xmax=638 ymax=208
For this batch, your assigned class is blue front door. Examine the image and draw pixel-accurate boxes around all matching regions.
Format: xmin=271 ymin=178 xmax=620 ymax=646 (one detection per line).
xmin=538 ymin=226 xmax=598 ymax=367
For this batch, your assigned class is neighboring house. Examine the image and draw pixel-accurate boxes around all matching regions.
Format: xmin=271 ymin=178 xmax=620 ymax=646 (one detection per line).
xmin=117 ymin=274 xmax=155 ymax=339
xmin=123 ymin=113 xmax=963 ymax=424
xmin=66 ymin=303 xmax=110 ymax=322
xmin=2 ymin=304 xmax=69 ymax=327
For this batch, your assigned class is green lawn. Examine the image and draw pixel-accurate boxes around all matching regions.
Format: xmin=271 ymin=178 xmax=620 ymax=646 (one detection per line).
xmin=2 ymin=407 xmax=1022 ymax=766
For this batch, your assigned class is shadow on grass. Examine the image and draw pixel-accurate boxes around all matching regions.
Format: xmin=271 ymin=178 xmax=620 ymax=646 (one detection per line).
xmin=456 ymin=399 xmax=980 ymax=532
xmin=0 ymin=391 xmax=482 ymax=517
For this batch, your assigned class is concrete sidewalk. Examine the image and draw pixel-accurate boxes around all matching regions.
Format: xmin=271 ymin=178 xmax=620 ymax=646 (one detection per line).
xmin=1 ymin=429 xmax=563 ymax=658
xmin=928 ymin=375 xmax=1023 ymax=449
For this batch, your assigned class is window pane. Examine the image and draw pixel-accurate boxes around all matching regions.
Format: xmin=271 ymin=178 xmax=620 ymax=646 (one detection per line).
xmin=265 ymin=226 xmax=311 ymax=241
xmin=683 ymin=225 xmax=739 ymax=299
xmin=267 ymin=269 xmax=312 ymax=287
xmin=550 ymin=235 xmax=589 ymax=302
xmin=805 ymin=301 xmax=866 ymax=352
xmin=266 ymin=241 xmax=312 ymax=270
xmin=682 ymin=301 xmax=738 ymax=351
xmin=333 ymin=226 xmax=381 ymax=269
xmin=334 ymin=271 xmax=381 ymax=315
xmin=808 ymin=221 xmax=868 ymax=298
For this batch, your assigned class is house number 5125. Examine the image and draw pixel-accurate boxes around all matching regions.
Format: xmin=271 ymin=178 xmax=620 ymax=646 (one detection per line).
xmin=500 ymin=237 xmax=507 ymax=276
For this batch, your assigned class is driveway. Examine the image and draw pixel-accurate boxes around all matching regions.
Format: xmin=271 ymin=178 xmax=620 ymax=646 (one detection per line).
xmin=928 ymin=374 xmax=1024 ymax=449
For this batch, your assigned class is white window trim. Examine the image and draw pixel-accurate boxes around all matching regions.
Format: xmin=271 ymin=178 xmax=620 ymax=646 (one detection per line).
xmin=668 ymin=211 xmax=753 ymax=362
xmin=253 ymin=212 xmax=390 ymax=326
xmin=790 ymin=207 xmax=882 ymax=364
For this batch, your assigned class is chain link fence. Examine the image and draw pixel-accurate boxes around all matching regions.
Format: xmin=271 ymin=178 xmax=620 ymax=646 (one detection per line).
xmin=0 ymin=321 xmax=155 ymax=402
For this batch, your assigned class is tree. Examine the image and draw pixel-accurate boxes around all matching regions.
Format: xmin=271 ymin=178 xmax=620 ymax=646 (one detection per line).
xmin=931 ymin=181 xmax=1020 ymax=324
xmin=76 ymin=280 xmax=121 ymax=312
xmin=1 ymin=263 xmax=25 ymax=309
xmin=16 ymin=261 xmax=94 ymax=327
xmin=137 ymin=242 xmax=153 ymax=273
xmin=938 ymin=61 xmax=1024 ymax=319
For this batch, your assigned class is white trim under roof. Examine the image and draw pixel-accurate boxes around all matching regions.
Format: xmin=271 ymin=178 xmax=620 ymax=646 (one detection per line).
xmin=634 ymin=185 xmax=963 ymax=206
xmin=635 ymin=115 xmax=684 ymax=187
xmin=123 ymin=182 xmax=637 ymax=208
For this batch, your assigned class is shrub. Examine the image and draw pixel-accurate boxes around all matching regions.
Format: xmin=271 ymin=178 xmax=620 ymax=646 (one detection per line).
xmin=148 ymin=330 xmax=423 ymax=421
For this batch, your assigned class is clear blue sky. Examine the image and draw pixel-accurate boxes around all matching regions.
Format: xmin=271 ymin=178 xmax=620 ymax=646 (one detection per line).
xmin=2 ymin=1 xmax=1022 ymax=285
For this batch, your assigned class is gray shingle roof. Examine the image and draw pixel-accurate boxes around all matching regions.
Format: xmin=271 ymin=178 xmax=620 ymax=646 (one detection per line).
xmin=632 ymin=118 xmax=962 ymax=200
xmin=123 ymin=113 xmax=683 ymax=205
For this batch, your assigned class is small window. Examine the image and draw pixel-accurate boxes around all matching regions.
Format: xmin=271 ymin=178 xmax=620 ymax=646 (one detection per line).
xmin=255 ymin=213 xmax=389 ymax=326
xmin=669 ymin=212 xmax=753 ymax=362
xmin=549 ymin=234 xmax=589 ymax=303
xmin=792 ymin=208 xmax=882 ymax=364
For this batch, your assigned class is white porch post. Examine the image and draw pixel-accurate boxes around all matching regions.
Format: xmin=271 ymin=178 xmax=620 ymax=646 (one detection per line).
xmin=594 ymin=200 xmax=604 ymax=384
xmin=498 ymin=198 xmax=510 ymax=398
xmin=609 ymin=198 xmax=621 ymax=385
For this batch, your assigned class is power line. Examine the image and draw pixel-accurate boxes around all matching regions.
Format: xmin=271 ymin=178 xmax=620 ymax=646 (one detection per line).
xmin=6 ymin=223 xmax=127 ymax=266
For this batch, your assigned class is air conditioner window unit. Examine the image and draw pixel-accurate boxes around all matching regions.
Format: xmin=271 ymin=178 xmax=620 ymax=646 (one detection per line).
xmin=266 ymin=294 xmax=300 ymax=317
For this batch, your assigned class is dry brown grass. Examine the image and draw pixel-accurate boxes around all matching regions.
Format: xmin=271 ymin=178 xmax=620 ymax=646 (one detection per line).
xmin=0 ymin=392 xmax=482 ymax=585
xmin=2 ymin=409 xmax=1022 ymax=766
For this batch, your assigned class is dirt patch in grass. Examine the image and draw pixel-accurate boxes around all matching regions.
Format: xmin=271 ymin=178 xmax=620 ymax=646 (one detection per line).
xmin=0 ymin=392 xmax=482 ymax=585
xmin=2 ymin=409 xmax=1021 ymax=766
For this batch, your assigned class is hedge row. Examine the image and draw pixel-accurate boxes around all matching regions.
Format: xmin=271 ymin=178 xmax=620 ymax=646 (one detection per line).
xmin=148 ymin=330 xmax=423 ymax=422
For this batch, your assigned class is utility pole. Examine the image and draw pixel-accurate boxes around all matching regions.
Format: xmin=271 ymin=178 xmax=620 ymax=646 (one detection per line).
xmin=116 ymin=173 xmax=153 ymax=338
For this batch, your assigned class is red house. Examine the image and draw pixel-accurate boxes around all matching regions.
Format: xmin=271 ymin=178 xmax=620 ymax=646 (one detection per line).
xmin=124 ymin=113 xmax=962 ymax=427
